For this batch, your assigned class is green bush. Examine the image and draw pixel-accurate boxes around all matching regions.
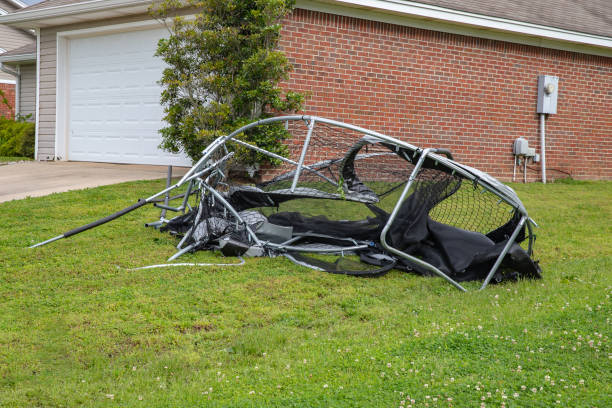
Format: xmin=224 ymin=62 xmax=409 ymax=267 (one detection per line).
xmin=150 ymin=0 xmax=305 ymax=166
xmin=0 ymin=116 xmax=35 ymax=158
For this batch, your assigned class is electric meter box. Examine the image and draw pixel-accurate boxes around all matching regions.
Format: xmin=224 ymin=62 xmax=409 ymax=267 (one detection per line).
xmin=537 ymin=75 xmax=559 ymax=114
xmin=513 ymin=138 xmax=529 ymax=155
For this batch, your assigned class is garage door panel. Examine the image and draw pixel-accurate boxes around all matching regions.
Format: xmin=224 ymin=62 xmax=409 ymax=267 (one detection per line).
xmin=67 ymin=27 xmax=191 ymax=166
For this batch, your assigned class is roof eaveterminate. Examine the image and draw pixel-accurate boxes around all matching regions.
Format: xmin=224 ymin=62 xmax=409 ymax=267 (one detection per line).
xmin=10 ymin=0 xmax=612 ymax=38
xmin=402 ymin=0 xmax=612 ymax=38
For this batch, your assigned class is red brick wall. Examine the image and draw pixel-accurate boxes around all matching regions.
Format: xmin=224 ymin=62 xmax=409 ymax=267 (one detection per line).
xmin=0 ymin=83 xmax=15 ymax=119
xmin=279 ymin=9 xmax=612 ymax=181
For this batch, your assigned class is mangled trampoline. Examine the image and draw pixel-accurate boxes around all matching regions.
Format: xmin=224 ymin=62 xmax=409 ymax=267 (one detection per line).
xmin=31 ymin=115 xmax=541 ymax=291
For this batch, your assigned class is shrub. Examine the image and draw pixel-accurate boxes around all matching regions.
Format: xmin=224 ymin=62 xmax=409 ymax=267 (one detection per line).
xmin=151 ymin=0 xmax=305 ymax=166
xmin=0 ymin=116 xmax=35 ymax=158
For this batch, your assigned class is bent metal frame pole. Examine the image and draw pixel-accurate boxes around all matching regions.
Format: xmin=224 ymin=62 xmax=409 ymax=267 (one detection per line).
xmin=29 ymin=154 xmax=234 ymax=249
xmin=479 ymin=215 xmax=527 ymax=290
xmin=379 ymin=148 xmax=467 ymax=292
xmin=29 ymin=199 xmax=150 ymax=248
xmin=291 ymin=118 xmax=316 ymax=192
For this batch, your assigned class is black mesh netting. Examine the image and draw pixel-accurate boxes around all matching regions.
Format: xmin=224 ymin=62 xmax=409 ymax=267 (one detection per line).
xmin=163 ymin=119 xmax=540 ymax=283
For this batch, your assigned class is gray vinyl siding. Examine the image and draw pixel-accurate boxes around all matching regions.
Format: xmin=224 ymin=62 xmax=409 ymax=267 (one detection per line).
xmin=18 ymin=63 xmax=35 ymax=120
xmin=0 ymin=1 xmax=35 ymax=85
xmin=37 ymin=14 xmax=157 ymax=160
xmin=0 ymin=25 xmax=33 ymax=51
xmin=0 ymin=70 xmax=14 ymax=82
xmin=0 ymin=0 xmax=19 ymax=13
xmin=0 ymin=0 xmax=35 ymax=53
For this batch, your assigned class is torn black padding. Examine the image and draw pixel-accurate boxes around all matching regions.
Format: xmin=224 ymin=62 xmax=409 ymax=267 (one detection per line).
xmin=161 ymin=210 xmax=197 ymax=235
xmin=427 ymin=219 xmax=496 ymax=274
xmin=384 ymin=189 xmax=540 ymax=282
xmin=339 ymin=138 xmax=379 ymax=199
xmin=268 ymin=211 xmax=385 ymax=241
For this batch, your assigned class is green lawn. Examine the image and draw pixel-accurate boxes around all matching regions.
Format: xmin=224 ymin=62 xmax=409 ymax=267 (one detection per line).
xmin=0 ymin=179 xmax=610 ymax=407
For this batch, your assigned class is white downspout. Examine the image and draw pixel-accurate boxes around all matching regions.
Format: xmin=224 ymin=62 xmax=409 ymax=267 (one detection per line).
xmin=35 ymin=27 xmax=40 ymax=160
xmin=15 ymin=65 xmax=20 ymax=116
xmin=540 ymin=113 xmax=546 ymax=184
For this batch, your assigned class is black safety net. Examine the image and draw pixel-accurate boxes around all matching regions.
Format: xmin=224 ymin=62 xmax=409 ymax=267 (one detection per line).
xmin=161 ymin=118 xmax=541 ymax=284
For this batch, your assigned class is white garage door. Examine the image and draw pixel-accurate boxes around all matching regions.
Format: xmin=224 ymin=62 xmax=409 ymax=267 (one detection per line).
xmin=68 ymin=28 xmax=191 ymax=166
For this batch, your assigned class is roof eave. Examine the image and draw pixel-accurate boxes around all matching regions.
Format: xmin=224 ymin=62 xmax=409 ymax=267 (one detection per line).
xmin=0 ymin=52 xmax=36 ymax=62
xmin=0 ymin=0 xmax=610 ymax=52
xmin=302 ymin=0 xmax=612 ymax=50
xmin=0 ymin=0 xmax=153 ymax=28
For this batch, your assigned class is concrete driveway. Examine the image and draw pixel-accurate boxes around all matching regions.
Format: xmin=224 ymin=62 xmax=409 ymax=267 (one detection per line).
xmin=0 ymin=161 xmax=189 ymax=203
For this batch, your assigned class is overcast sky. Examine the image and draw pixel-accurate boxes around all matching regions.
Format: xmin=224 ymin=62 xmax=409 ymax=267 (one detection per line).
xmin=21 ymin=0 xmax=45 ymax=5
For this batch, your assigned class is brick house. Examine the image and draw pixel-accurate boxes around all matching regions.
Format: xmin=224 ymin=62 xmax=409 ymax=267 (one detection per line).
xmin=0 ymin=0 xmax=36 ymax=119
xmin=0 ymin=0 xmax=610 ymax=179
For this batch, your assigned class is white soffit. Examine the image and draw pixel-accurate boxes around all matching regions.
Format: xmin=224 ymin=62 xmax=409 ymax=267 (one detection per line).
xmin=0 ymin=0 xmax=152 ymax=28
xmin=298 ymin=0 xmax=612 ymax=57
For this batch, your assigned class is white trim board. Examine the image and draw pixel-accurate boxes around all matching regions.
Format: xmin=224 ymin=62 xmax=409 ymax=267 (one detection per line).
xmin=0 ymin=79 xmax=16 ymax=84
xmin=56 ymin=18 xmax=167 ymax=39
xmin=0 ymin=53 xmax=36 ymax=63
xmin=297 ymin=0 xmax=612 ymax=57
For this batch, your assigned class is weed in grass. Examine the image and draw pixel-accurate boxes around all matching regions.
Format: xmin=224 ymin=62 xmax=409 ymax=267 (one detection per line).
xmin=0 ymin=179 xmax=610 ymax=407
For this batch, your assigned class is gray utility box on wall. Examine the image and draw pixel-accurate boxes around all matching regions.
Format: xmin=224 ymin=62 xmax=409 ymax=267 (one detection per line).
xmin=537 ymin=75 xmax=559 ymax=114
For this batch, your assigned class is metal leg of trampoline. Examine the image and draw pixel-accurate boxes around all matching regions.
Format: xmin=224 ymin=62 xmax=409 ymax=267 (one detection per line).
xmin=379 ymin=148 xmax=467 ymax=292
xmin=480 ymin=215 xmax=527 ymax=290
xmin=145 ymin=166 xmax=174 ymax=229
xmin=168 ymin=243 xmax=197 ymax=262
xmin=161 ymin=166 xmax=172 ymax=219
xmin=290 ymin=119 xmax=316 ymax=192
